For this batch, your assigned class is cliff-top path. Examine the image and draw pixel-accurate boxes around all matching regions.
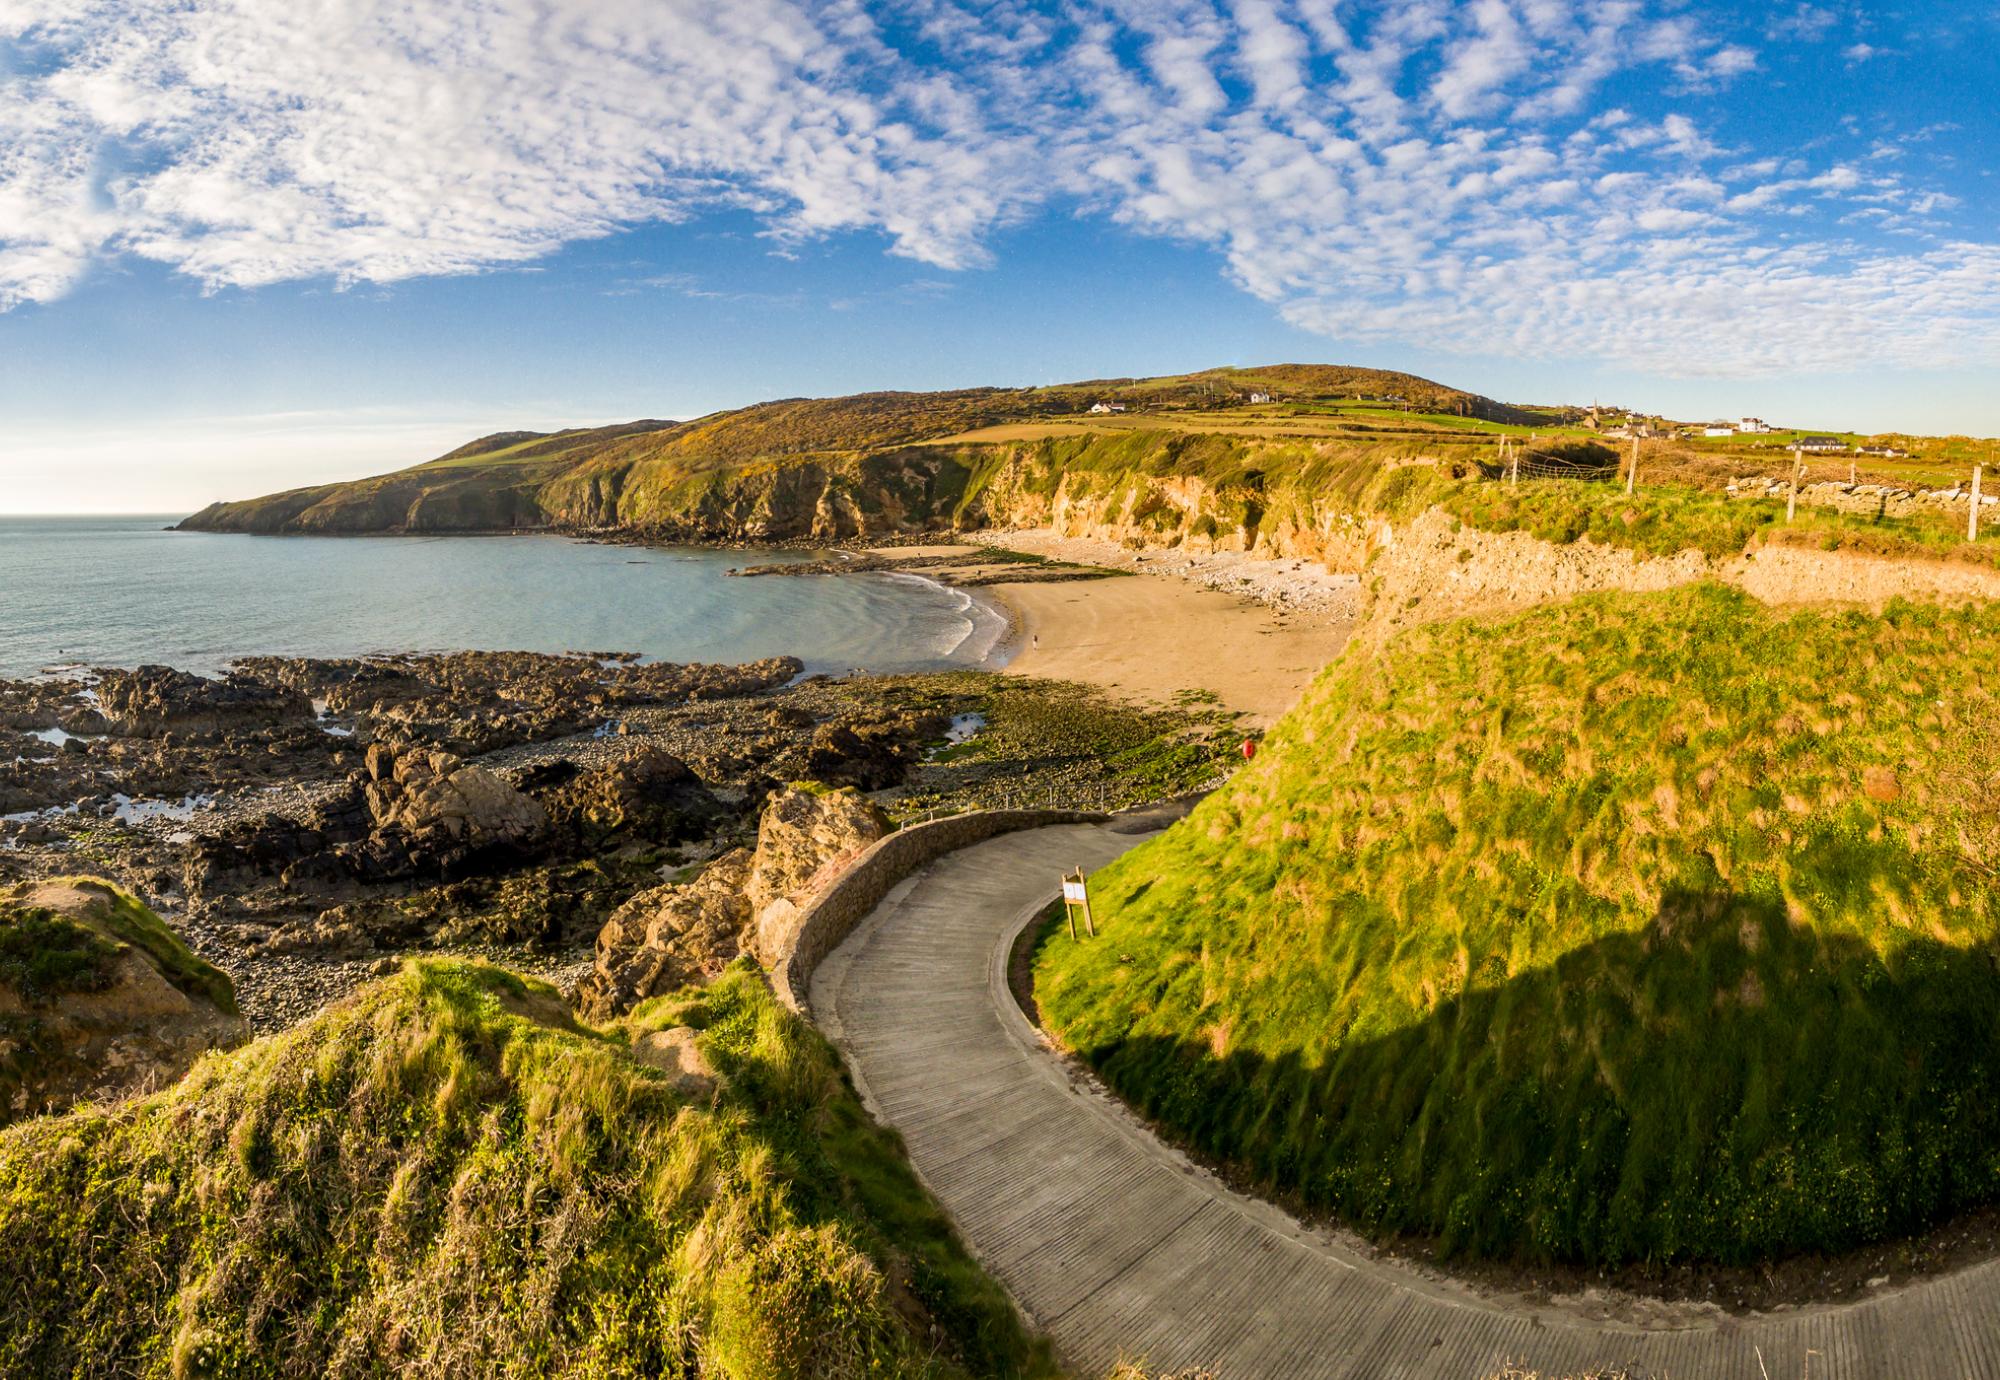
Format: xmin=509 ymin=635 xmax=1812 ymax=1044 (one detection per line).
xmin=811 ymin=822 xmax=2000 ymax=1379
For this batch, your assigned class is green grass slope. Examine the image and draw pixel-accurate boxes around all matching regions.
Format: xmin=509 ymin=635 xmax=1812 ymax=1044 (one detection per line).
xmin=0 ymin=959 xmax=1051 ymax=1379
xmin=1035 ymin=586 xmax=2000 ymax=1266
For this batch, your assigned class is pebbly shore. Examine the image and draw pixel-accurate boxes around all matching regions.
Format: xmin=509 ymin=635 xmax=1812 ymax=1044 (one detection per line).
xmin=0 ymin=651 xmax=1235 ymax=1032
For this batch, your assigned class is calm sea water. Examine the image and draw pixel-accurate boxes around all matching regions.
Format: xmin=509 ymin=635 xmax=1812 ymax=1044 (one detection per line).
xmin=0 ymin=516 xmax=1010 ymax=679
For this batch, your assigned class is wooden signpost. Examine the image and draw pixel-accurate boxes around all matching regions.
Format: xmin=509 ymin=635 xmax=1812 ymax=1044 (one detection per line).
xmin=1061 ymin=867 xmax=1095 ymax=940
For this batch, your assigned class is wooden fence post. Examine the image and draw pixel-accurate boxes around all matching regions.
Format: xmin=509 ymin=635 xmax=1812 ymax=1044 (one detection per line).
xmin=1971 ymin=465 xmax=1984 ymax=543
xmin=1787 ymin=448 xmax=1803 ymax=523
xmin=1062 ymin=869 xmax=1095 ymax=940
xmin=1627 ymin=436 xmax=1639 ymax=496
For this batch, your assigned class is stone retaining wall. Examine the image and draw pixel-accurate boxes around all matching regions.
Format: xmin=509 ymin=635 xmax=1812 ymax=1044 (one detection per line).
xmin=773 ymin=808 xmax=1106 ymax=1013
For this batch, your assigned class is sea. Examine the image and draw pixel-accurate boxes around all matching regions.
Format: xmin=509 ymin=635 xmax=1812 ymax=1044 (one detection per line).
xmin=0 ymin=515 xmax=1012 ymax=680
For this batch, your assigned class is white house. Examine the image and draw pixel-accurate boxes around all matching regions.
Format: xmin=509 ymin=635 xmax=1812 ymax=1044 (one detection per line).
xmin=1088 ymin=401 xmax=1127 ymax=414
xmin=1247 ymin=391 xmax=1273 ymax=404
xmin=1702 ymin=423 xmax=1736 ymax=437
xmin=1738 ymin=417 xmax=1773 ymax=434
xmin=1796 ymin=436 xmax=1846 ymax=452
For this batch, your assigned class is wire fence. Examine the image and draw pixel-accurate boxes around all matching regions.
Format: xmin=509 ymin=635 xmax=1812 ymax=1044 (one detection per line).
xmin=1474 ymin=446 xmax=1621 ymax=483
xmin=1467 ymin=437 xmax=2000 ymax=541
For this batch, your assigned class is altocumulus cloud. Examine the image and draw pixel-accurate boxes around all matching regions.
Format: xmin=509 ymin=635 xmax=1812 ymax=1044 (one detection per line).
xmin=3 ymin=0 xmax=1996 ymax=377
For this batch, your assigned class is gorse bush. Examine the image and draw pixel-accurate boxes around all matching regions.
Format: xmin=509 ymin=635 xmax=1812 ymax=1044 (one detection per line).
xmin=1036 ymin=585 xmax=2000 ymax=1265
xmin=0 ymin=959 xmax=1050 ymax=1379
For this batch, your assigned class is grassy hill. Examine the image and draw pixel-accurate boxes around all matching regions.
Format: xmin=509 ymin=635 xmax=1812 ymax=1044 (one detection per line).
xmin=177 ymin=363 xmax=2000 ymax=577
xmin=0 ymin=958 xmax=1053 ymax=1378
xmin=175 ymin=365 xmax=1530 ymax=537
xmin=1034 ymin=586 xmax=2000 ymax=1266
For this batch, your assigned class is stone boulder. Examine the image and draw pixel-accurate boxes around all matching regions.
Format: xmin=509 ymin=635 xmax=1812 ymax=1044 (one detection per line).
xmin=0 ymin=879 xmax=247 ymax=1126
xmin=631 ymin=1025 xmax=716 ymax=1097
xmin=575 ymin=850 xmax=753 ymax=1020
xmin=343 ymin=744 xmax=547 ymax=879
xmin=536 ymin=747 xmax=722 ymax=849
xmin=744 ymin=785 xmax=891 ymax=967
xmin=576 ymin=784 xmax=890 ymax=1021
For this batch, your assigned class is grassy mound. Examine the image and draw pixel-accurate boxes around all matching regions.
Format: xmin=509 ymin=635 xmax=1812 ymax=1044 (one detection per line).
xmin=1036 ymin=585 xmax=2000 ymax=1266
xmin=1 ymin=878 xmax=238 ymax=1014
xmin=0 ymin=958 xmax=1050 ymax=1379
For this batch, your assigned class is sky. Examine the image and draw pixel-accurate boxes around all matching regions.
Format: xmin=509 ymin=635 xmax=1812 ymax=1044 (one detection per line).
xmin=2 ymin=0 xmax=1998 ymax=513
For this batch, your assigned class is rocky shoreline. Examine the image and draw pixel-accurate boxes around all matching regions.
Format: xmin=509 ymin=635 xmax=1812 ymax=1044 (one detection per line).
xmin=1 ymin=648 xmax=1235 ymax=1034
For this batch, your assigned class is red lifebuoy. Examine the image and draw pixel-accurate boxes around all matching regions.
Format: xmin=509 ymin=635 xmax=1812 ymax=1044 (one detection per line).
xmin=1241 ymin=738 xmax=1257 ymax=760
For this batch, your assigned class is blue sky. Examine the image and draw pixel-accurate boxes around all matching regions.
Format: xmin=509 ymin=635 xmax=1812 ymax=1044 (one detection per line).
xmin=3 ymin=0 xmax=1998 ymax=512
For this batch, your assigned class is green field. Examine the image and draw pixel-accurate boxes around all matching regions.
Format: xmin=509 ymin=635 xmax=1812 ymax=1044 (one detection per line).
xmin=1035 ymin=586 xmax=2000 ymax=1266
xmin=1425 ymin=474 xmax=2000 ymax=564
xmin=0 ymin=959 xmax=1052 ymax=1378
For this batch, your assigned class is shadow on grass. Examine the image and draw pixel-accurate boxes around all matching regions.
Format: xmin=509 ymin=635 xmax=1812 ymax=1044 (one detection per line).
xmin=1071 ymin=887 xmax=2000 ymax=1266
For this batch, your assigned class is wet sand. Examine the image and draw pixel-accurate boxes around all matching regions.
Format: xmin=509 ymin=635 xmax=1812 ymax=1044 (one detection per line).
xmin=991 ymin=578 xmax=1349 ymax=726
xmin=866 ymin=536 xmax=1357 ymax=726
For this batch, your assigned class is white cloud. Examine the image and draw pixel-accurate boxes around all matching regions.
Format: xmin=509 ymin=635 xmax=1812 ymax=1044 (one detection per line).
xmin=1767 ymin=5 xmax=1840 ymax=42
xmin=2 ymin=0 xmax=1997 ymax=379
xmin=0 ymin=0 xmax=1033 ymax=310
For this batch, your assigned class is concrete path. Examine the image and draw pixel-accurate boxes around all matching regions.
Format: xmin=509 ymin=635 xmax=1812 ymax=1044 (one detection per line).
xmin=812 ymin=822 xmax=2000 ymax=1380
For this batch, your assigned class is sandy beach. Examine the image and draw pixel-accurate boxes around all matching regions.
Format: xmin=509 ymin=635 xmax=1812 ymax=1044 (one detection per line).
xmin=872 ymin=533 xmax=1358 ymax=727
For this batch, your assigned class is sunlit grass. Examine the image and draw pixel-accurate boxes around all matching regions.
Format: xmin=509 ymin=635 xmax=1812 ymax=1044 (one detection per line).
xmin=0 ymin=958 xmax=1053 ymax=1378
xmin=1037 ymin=585 xmax=2000 ymax=1265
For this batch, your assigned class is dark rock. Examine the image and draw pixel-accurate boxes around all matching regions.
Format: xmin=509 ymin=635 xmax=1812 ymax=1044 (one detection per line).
xmin=538 ymin=747 xmax=721 ymax=851
xmin=94 ymin=665 xmax=311 ymax=738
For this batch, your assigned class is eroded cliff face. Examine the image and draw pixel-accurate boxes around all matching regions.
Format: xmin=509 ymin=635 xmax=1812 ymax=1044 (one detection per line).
xmin=1353 ymin=505 xmax=2000 ymax=640
xmin=178 ymin=427 xmax=1440 ymax=555
xmin=535 ymin=447 xmax=985 ymax=540
xmin=966 ymin=437 xmax=1409 ymax=570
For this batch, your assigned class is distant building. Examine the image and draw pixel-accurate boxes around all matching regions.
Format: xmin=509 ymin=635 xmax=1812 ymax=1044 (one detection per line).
xmin=1738 ymin=417 xmax=1773 ymax=434
xmin=1702 ymin=423 xmax=1736 ymax=437
xmin=1796 ymin=436 xmax=1846 ymax=452
xmin=1247 ymin=392 xmax=1272 ymax=405
xmin=1088 ymin=402 xmax=1127 ymax=414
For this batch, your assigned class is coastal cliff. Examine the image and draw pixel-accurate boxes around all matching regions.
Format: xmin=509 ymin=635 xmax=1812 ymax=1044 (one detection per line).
xmin=177 ymin=364 xmax=1527 ymax=542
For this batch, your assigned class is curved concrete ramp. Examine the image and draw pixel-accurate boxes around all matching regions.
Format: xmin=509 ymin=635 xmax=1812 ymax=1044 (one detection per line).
xmin=811 ymin=822 xmax=2000 ymax=1379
